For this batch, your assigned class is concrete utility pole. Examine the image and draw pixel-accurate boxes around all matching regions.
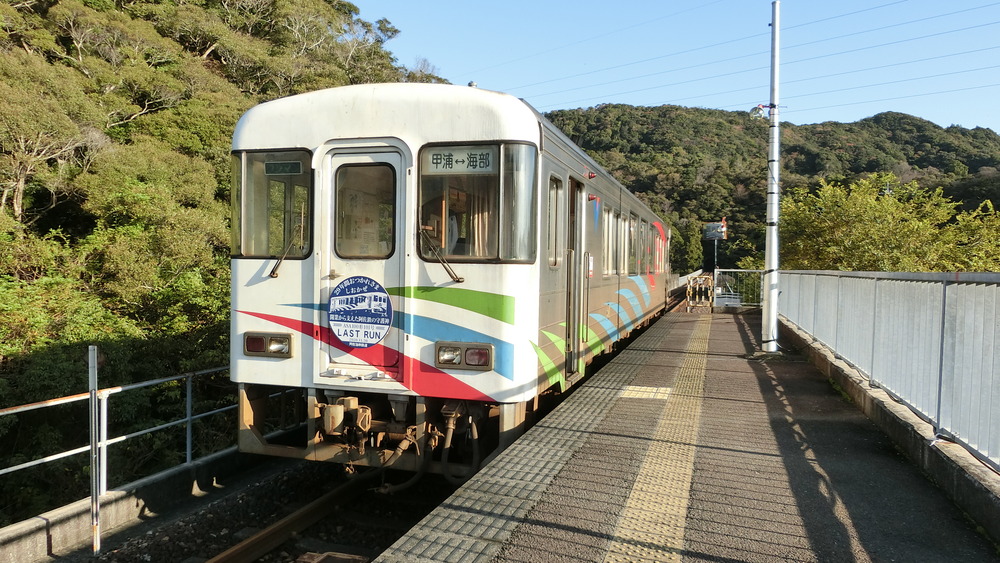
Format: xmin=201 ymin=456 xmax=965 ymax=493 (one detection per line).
xmin=761 ymin=0 xmax=781 ymax=353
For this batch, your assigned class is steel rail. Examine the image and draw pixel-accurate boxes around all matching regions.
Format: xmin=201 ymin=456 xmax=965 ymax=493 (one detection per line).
xmin=206 ymin=469 xmax=382 ymax=563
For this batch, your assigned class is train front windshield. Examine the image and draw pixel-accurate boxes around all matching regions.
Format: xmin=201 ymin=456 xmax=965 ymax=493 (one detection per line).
xmin=231 ymin=150 xmax=313 ymax=258
xmin=418 ymin=143 xmax=537 ymax=263
xmin=231 ymin=143 xmax=537 ymax=263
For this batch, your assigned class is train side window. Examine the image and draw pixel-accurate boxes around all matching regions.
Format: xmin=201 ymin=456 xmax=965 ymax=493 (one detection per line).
xmin=640 ymin=219 xmax=648 ymax=274
xmin=231 ymin=150 xmax=312 ymax=258
xmin=628 ymin=213 xmax=639 ymax=276
xmin=547 ymin=176 xmax=562 ymax=266
xmin=656 ymin=230 xmax=664 ymax=274
xmin=335 ymin=164 xmax=395 ymax=258
xmin=602 ymin=207 xmax=612 ymax=276
xmin=610 ymin=209 xmax=622 ymax=276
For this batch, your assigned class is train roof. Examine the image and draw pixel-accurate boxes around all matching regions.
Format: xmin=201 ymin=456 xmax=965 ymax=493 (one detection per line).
xmin=232 ymin=83 xmax=544 ymax=151
xmin=232 ymin=83 xmax=652 ymax=217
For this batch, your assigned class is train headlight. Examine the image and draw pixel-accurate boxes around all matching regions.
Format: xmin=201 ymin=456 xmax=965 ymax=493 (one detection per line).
xmin=244 ymin=332 xmax=292 ymax=358
xmin=268 ymin=336 xmax=290 ymax=355
xmin=437 ymin=346 xmax=462 ymax=365
xmin=434 ymin=342 xmax=494 ymax=371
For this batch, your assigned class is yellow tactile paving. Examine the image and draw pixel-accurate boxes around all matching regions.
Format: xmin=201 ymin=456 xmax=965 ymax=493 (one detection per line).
xmin=620 ymin=385 xmax=673 ymax=400
xmin=604 ymin=315 xmax=711 ymax=563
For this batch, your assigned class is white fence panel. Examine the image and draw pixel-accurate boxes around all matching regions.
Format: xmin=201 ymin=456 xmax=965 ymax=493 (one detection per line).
xmin=779 ymin=271 xmax=1000 ymax=472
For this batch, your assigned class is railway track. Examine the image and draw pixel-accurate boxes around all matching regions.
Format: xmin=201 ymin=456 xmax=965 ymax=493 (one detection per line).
xmin=62 ymin=461 xmax=455 ymax=563
xmin=202 ymin=468 xmax=455 ymax=563
xmin=206 ymin=470 xmax=379 ymax=563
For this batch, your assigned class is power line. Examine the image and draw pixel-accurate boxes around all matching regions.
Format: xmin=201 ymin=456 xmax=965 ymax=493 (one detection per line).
xmin=794 ymin=64 xmax=1000 ymax=99
xmin=504 ymin=0 xmax=912 ymax=93
xmin=527 ymin=58 xmax=768 ymax=102
xmin=506 ymin=33 xmax=767 ymax=94
xmin=531 ymin=41 xmax=1000 ymax=105
xmin=781 ymin=83 xmax=1000 ymax=118
xmin=533 ymin=19 xmax=1000 ymax=111
xmin=784 ymin=20 xmax=1000 ymax=67
xmin=782 ymin=0 xmax=909 ymax=31
xmin=552 ymin=62 xmax=1000 ymax=113
xmin=784 ymin=45 xmax=1000 ymax=87
xmin=460 ymin=0 xmax=730 ymax=77
xmin=785 ymin=2 xmax=1000 ymax=53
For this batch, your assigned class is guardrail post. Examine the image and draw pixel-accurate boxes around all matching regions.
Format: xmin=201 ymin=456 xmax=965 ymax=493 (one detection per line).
xmin=186 ymin=375 xmax=193 ymax=464
xmin=99 ymin=390 xmax=108 ymax=495
xmin=934 ymin=280 xmax=950 ymax=436
xmin=88 ymin=345 xmax=101 ymax=555
xmin=869 ymin=278 xmax=880 ymax=388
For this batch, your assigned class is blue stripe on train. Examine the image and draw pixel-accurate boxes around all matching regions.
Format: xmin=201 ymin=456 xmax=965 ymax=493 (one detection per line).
xmin=404 ymin=313 xmax=515 ymax=381
xmin=590 ymin=313 xmax=621 ymax=343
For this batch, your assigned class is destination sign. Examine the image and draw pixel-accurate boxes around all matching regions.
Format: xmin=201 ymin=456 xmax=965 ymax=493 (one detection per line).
xmin=421 ymin=145 xmax=497 ymax=175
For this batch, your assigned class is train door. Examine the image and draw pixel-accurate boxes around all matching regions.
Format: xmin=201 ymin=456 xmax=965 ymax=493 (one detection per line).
xmin=566 ymin=178 xmax=585 ymax=374
xmin=321 ymin=149 xmax=404 ymax=374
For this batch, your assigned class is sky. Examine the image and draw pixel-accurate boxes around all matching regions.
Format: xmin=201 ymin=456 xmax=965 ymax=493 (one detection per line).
xmin=355 ymin=0 xmax=1000 ymax=133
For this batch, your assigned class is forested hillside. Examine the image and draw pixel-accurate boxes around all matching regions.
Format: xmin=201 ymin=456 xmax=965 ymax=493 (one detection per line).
xmin=0 ymin=0 xmax=442 ymax=523
xmin=547 ymin=105 xmax=1000 ymax=272
xmin=0 ymin=0 xmax=441 ymax=393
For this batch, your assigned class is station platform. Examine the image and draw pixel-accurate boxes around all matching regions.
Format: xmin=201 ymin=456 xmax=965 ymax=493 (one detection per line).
xmin=375 ymin=312 xmax=1000 ymax=562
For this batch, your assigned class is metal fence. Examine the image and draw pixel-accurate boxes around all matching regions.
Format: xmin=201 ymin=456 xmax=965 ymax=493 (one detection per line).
xmin=715 ymin=269 xmax=764 ymax=307
xmin=0 ymin=354 xmax=234 ymax=552
xmin=779 ymin=271 xmax=999 ymax=472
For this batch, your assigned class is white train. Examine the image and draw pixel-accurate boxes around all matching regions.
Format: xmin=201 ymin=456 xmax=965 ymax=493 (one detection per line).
xmin=230 ymin=83 xmax=671 ymax=480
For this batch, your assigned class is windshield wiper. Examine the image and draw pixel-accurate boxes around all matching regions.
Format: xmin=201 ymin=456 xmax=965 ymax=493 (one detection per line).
xmin=269 ymin=204 xmax=306 ymax=279
xmin=268 ymin=239 xmax=295 ymax=278
xmin=419 ymin=227 xmax=464 ymax=283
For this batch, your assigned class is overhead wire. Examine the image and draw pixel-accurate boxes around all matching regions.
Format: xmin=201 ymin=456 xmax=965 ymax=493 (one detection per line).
xmin=640 ymin=45 xmax=1000 ymax=110
xmin=504 ymin=0 xmax=912 ymax=94
xmin=705 ymin=62 xmax=1000 ymax=113
xmin=460 ymin=0 xmax=731 ymax=77
xmin=549 ymin=41 xmax=1000 ymax=110
xmin=782 ymin=83 xmax=1000 ymax=117
xmin=532 ymin=8 xmax=1000 ymax=112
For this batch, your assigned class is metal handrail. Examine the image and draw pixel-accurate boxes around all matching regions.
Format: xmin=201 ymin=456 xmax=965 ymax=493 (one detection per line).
xmin=0 ymin=366 xmax=232 ymax=478
xmin=779 ymin=270 xmax=999 ymax=474
xmin=1 ymin=357 xmax=233 ymax=554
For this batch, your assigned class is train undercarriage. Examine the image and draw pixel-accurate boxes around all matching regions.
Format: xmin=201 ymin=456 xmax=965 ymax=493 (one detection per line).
xmin=237 ymin=383 xmax=541 ymax=487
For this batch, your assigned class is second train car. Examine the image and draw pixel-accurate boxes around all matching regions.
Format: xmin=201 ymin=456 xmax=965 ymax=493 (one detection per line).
xmin=230 ymin=83 xmax=670 ymax=479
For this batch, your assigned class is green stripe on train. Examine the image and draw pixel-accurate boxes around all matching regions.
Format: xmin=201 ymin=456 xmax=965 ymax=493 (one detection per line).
xmin=585 ymin=325 xmax=605 ymax=355
xmin=551 ymin=322 xmax=606 ymax=356
xmin=540 ymin=330 xmax=566 ymax=354
xmin=531 ymin=342 xmax=566 ymax=393
xmin=387 ymin=286 xmax=515 ymax=324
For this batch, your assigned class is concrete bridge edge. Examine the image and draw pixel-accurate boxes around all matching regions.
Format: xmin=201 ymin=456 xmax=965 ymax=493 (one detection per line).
xmin=779 ymin=318 xmax=1000 ymax=548
xmin=1 ymin=447 xmax=264 ymax=563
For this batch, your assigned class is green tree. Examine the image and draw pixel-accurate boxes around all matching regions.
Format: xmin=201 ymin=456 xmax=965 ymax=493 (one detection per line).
xmin=74 ymin=138 xmax=227 ymax=309
xmin=781 ymin=173 xmax=1000 ymax=272
xmin=669 ymin=220 xmax=704 ymax=274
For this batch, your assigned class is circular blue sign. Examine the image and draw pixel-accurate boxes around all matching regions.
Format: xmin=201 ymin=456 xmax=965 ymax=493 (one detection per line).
xmin=327 ymin=276 xmax=393 ymax=348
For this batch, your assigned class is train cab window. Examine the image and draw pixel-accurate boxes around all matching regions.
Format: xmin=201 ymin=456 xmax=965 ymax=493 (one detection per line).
xmin=418 ymin=144 xmax=536 ymax=263
xmin=231 ymin=150 xmax=312 ymax=258
xmin=335 ymin=164 xmax=395 ymax=258
xmin=501 ymin=144 xmax=538 ymax=261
